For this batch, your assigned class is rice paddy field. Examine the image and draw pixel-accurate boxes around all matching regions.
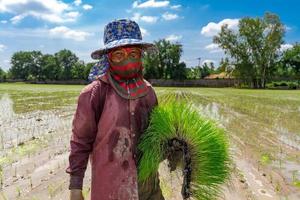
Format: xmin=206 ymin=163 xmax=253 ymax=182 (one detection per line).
xmin=0 ymin=82 xmax=299 ymax=200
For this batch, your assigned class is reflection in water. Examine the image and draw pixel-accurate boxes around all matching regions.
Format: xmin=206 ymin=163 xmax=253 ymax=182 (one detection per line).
xmin=192 ymin=98 xmax=300 ymax=193
xmin=275 ymin=126 xmax=300 ymax=151
xmin=194 ymin=102 xmax=231 ymax=128
xmin=196 ymin=102 xmax=221 ymax=121
xmin=0 ymin=93 xmax=15 ymax=121
xmin=0 ymin=94 xmax=71 ymax=149
xmin=273 ymin=159 xmax=300 ymax=183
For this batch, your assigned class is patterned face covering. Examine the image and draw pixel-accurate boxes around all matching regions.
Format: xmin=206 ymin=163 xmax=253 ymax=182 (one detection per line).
xmin=106 ymin=47 xmax=149 ymax=99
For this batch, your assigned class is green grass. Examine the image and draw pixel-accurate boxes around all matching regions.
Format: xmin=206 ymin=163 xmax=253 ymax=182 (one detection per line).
xmin=0 ymin=83 xmax=83 ymax=113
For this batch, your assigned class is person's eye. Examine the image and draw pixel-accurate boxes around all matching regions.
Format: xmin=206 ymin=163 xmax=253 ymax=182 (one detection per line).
xmin=129 ymin=50 xmax=141 ymax=58
xmin=129 ymin=53 xmax=138 ymax=58
xmin=113 ymin=51 xmax=125 ymax=57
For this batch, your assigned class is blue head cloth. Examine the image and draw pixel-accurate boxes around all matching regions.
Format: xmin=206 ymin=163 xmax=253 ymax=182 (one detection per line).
xmin=88 ymin=55 xmax=110 ymax=82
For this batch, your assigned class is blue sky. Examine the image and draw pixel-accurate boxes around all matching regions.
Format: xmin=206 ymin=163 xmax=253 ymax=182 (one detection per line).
xmin=0 ymin=0 xmax=300 ymax=71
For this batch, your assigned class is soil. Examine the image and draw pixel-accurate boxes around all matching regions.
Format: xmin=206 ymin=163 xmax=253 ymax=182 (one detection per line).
xmin=0 ymin=103 xmax=299 ymax=200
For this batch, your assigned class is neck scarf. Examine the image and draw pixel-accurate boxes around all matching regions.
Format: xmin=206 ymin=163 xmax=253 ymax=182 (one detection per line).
xmin=107 ymin=57 xmax=149 ymax=99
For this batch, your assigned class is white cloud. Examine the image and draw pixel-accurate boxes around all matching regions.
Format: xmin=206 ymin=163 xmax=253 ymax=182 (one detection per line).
xmin=0 ymin=0 xmax=79 ymax=24
xmin=165 ymin=34 xmax=182 ymax=42
xmin=202 ymin=59 xmax=216 ymax=65
xmin=132 ymin=13 xmax=158 ymax=23
xmin=140 ymin=16 xmax=158 ymax=23
xmin=170 ymin=5 xmax=181 ymax=10
xmin=280 ymin=44 xmax=293 ymax=52
xmin=74 ymin=0 xmax=82 ymax=6
xmin=49 ymin=26 xmax=91 ymax=41
xmin=10 ymin=14 xmax=27 ymax=24
xmin=0 ymin=20 xmax=7 ymax=24
xmin=132 ymin=0 xmax=169 ymax=8
xmin=65 ymin=11 xmax=80 ymax=18
xmin=205 ymin=43 xmax=222 ymax=53
xmin=201 ymin=18 xmax=240 ymax=37
xmin=82 ymin=4 xmax=93 ymax=10
xmin=0 ymin=44 xmax=6 ymax=51
xmin=162 ymin=12 xmax=178 ymax=21
xmin=140 ymin=27 xmax=149 ymax=37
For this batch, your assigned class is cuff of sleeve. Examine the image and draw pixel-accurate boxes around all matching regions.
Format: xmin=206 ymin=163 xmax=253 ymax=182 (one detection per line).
xmin=69 ymin=175 xmax=84 ymax=190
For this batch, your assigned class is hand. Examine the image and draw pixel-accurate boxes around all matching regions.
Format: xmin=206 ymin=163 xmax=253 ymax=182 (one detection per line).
xmin=70 ymin=189 xmax=84 ymax=200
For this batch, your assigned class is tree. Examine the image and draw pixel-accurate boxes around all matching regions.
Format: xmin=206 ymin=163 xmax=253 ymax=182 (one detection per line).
xmin=171 ymin=62 xmax=187 ymax=80
xmin=10 ymin=51 xmax=43 ymax=80
xmin=186 ymin=66 xmax=201 ymax=80
xmin=0 ymin=67 xmax=7 ymax=81
xmin=85 ymin=62 xmax=96 ymax=80
xmin=280 ymin=43 xmax=300 ymax=78
xmin=201 ymin=63 xmax=211 ymax=78
xmin=27 ymin=51 xmax=43 ymax=81
xmin=71 ymin=61 xmax=86 ymax=80
xmin=41 ymin=54 xmax=61 ymax=80
xmin=55 ymin=49 xmax=79 ymax=80
xmin=218 ymin=58 xmax=229 ymax=73
xmin=143 ymin=52 xmax=160 ymax=79
xmin=213 ymin=12 xmax=285 ymax=88
xmin=143 ymin=39 xmax=183 ymax=79
xmin=209 ymin=62 xmax=215 ymax=72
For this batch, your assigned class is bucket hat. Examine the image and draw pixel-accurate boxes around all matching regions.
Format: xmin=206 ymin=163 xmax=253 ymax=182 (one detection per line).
xmin=91 ymin=19 xmax=156 ymax=59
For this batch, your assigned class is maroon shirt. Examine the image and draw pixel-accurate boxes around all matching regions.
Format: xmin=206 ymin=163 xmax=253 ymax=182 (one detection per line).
xmin=65 ymin=74 xmax=158 ymax=200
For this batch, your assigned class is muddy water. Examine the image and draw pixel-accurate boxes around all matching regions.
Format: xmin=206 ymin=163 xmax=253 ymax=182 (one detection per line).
xmin=201 ymin=103 xmax=299 ymax=199
xmin=1 ymin=87 xmax=300 ymax=200
xmin=0 ymin=94 xmax=69 ymax=149
xmin=157 ymin=90 xmax=300 ymax=200
xmin=0 ymin=93 xmax=77 ymax=200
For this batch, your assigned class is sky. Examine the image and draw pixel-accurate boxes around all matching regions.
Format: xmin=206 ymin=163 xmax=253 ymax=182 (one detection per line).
xmin=0 ymin=0 xmax=300 ymax=71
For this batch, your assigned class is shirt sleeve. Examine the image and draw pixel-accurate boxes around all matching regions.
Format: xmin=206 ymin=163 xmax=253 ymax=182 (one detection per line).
xmin=65 ymin=81 xmax=104 ymax=190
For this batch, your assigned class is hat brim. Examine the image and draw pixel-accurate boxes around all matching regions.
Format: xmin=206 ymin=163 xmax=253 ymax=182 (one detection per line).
xmin=91 ymin=39 xmax=157 ymax=59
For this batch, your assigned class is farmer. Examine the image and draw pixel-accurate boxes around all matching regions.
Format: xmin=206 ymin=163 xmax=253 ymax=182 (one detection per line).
xmin=66 ymin=19 xmax=165 ymax=200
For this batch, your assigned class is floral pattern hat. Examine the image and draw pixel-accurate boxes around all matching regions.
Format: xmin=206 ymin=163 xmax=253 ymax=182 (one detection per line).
xmin=91 ymin=19 xmax=156 ymax=59
xmin=88 ymin=19 xmax=156 ymax=82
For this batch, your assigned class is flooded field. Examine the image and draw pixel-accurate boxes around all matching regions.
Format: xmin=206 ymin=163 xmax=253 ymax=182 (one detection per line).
xmin=0 ymin=83 xmax=299 ymax=200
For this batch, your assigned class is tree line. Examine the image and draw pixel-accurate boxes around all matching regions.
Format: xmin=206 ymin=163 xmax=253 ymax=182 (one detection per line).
xmin=0 ymin=49 xmax=94 ymax=81
xmin=142 ymin=39 xmax=219 ymax=80
xmin=0 ymin=12 xmax=299 ymax=88
xmin=0 ymin=41 xmax=219 ymax=82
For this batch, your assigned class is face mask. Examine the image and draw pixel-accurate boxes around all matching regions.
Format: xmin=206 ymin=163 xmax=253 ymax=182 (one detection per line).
xmin=108 ymin=47 xmax=143 ymax=79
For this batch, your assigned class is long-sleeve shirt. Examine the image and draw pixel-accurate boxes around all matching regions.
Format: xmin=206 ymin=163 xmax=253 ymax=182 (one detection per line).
xmin=65 ymin=74 xmax=158 ymax=200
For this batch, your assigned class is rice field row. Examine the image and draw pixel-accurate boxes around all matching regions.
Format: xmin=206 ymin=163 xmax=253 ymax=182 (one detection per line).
xmin=0 ymin=83 xmax=299 ymax=199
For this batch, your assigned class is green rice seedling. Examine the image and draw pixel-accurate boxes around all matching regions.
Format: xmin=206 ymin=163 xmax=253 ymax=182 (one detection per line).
xmin=159 ymin=178 xmax=172 ymax=198
xmin=138 ymin=97 xmax=231 ymax=200
xmin=82 ymin=186 xmax=91 ymax=199
xmin=0 ymin=167 xmax=3 ymax=189
xmin=260 ymin=153 xmax=272 ymax=165
xmin=47 ymin=180 xmax=64 ymax=198
xmin=47 ymin=184 xmax=55 ymax=198
xmin=16 ymin=186 xmax=21 ymax=197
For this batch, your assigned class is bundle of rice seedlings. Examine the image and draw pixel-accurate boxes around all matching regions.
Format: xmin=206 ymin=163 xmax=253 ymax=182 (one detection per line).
xmin=137 ymin=97 xmax=231 ymax=200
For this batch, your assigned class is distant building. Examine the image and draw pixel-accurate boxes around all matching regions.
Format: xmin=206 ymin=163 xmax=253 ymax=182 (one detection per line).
xmin=204 ymin=72 xmax=234 ymax=79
